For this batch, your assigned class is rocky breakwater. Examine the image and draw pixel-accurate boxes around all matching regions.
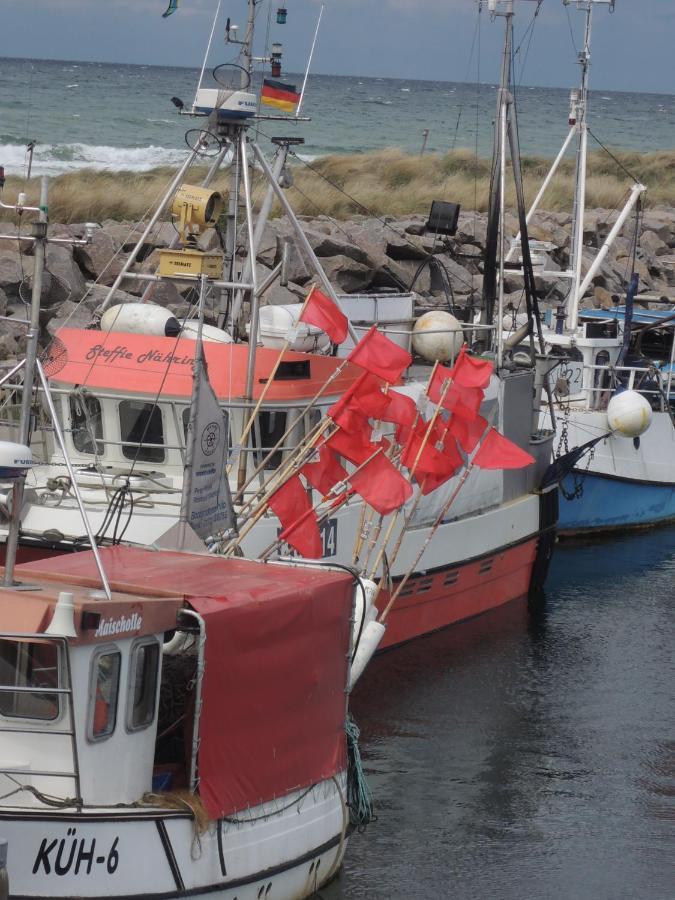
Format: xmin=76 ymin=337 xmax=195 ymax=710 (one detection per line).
xmin=0 ymin=206 xmax=673 ymax=366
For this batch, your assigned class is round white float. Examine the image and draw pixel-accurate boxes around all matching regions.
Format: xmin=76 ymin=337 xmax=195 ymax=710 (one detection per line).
xmin=180 ymin=322 xmax=233 ymax=344
xmin=247 ymin=304 xmax=331 ymax=353
xmin=607 ymin=390 xmax=653 ymax=438
xmin=100 ymin=303 xmax=181 ymax=337
xmin=412 ymin=310 xmax=464 ymax=363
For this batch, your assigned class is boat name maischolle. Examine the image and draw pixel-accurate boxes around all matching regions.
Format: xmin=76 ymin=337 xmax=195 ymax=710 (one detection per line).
xmin=94 ymin=613 xmax=143 ymax=638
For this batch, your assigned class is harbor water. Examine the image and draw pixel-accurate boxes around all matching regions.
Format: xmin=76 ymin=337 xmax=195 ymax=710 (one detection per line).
xmin=330 ymin=529 xmax=675 ymax=899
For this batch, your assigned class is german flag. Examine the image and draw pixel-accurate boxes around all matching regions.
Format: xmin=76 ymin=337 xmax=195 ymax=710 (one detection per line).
xmin=261 ymin=78 xmax=300 ymax=113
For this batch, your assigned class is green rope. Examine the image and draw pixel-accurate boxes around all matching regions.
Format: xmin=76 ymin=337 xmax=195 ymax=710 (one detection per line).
xmin=345 ymin=714 xmax=375 ymax=831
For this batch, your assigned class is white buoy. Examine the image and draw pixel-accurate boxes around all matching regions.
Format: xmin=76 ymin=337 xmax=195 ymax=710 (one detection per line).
xmin=349 ymin=620 xmax=386 ymax=690
xmin=412 ymin=310 xmax=464 ymax=363
xmin=607 ymin=390 xmax=652 ymax=438
xmin=248 ymin=304 xmax=331 ymax=353
xmin=180 ymin=322 xmax=233 ymax=344
xmin=101 ymin=303 xmax=181 ymax=337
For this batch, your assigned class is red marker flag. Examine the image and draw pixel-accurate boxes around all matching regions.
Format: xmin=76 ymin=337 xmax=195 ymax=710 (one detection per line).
xmin=450 ymin=414 xmax=489 ymax=454
xmin=349 ymin=453 xmax=413 ymax=515
xmin=299 ymin=287 xmax=349 ymax=345
xmin=417 ymin=433 xmax=463 ymax=494
xmin=382 ymin=389 xmax=417 ymax=429
xmin=472 ymin=428 xmax=535 ymax=470
xmin=352 ymin=374 xmax=391 ymax=419
xmin=348 ymin=326 xmax=412 ymax=384
xmin=329 ymin=403 xmax=371 ymax=435
xmin=429 ymin=365 xmax=483 ymax=422
xmin=451 ymin=345 xmax=494 ymax=389
xmin=268 ymin=475 xmax=322 ymax=557
xmin=328 ymin=426 xmax=382 ymax=465
xmin=301 ymin=446 xmax=348 ymax=496
xmin=279 ymin=507 xmax=323 ymax=558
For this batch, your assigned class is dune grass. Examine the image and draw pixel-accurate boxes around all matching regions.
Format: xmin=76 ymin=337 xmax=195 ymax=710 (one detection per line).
xmin=1 ymin=148 xmax=672 ymax=225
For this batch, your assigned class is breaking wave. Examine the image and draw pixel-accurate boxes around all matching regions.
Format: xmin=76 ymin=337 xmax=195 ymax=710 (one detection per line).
xmin=0 ymin=141 xmax=189 ymax=176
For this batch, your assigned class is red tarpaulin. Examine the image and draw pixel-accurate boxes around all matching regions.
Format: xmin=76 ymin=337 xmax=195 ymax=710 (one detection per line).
xmin=17 ymin=547 xmax=353 ymax=819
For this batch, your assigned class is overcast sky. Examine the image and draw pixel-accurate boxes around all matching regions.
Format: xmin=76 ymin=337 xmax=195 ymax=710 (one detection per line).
xmin=3 ymin=0 xmax=674 ymax=94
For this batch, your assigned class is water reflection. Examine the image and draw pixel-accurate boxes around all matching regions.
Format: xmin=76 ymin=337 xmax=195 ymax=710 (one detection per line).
xmin=327 ymin=528 xmax=675 ymax=899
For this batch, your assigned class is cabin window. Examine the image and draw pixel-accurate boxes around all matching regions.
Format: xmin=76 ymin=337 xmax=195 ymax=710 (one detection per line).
xmin=0 ymin=639 xmax=59 ymax=721
xmin=126 ymin=639 xmax=160 ymax=732
xmin=119 ymin=400 xmax=165 ymax=463
xmin=88 ymin=648 xmax=121 ymax=741
xmin=253 ymin=410 xmax=288 ymax=470
xmin=70 ymin=394 xmax=104 ymax=455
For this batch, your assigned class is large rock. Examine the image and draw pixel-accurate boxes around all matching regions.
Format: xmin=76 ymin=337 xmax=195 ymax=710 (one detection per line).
xmin=320 ymin=255 xmax=373 ymax=293
xmin=0 ymin=286 xmax=7 ymax=316
xmin=385 ymin=233 xmax=428 ymax=261
xmin=455 ymin=214 xmax=487 ymax=247
xmin=0 ymin=317 xmax=28 ymax=359
xmin=640 ymin=229 xmax=669 ymax=258
xmin=41 ymin=244 xmax=87 ymax=305
xmin=276 ymin=236 xmax=311 ymax=285
xmin=0 ymin=249 xmax=26 ymax=299
xmin=640 ymin=210 xmax=674 ymax=247
xmin=74 ymin=228 xmax=125 ymax=285
xmin=303 ymin=229 xmax=372 ymax=265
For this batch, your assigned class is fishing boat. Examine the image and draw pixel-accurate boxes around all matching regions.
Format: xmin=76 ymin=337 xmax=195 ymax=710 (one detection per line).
xmin=0 ymin=544 xmax=369 ymax=899
xmin=502 ymin=0 xmax=674 ymax=535
xmin=0 ymin=69 xmax=377 ymax=895
xmin=0 ymin=0 xmax=563 ymax=649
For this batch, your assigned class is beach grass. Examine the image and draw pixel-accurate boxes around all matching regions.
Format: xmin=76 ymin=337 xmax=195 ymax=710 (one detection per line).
xmin=2 ymin=148 xmax=672 ymax=224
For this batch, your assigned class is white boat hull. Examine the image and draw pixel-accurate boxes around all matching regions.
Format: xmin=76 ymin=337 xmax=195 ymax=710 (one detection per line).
xmin=1 ymin=776 xmax=348 ymax=899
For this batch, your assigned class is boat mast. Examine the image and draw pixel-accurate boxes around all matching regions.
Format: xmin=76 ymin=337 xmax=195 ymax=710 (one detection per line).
xmin=1 ymin=178 xmax=48 ymax=587
xmin=566 ymin=0 xmax=595 ymax=331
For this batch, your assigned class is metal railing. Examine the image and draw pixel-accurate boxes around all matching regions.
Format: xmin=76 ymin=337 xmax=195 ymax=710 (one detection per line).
xmin=0 ymin=635 xmax=81 ymax=805
xmin=585 ymin=362 xmax=674 ymax=412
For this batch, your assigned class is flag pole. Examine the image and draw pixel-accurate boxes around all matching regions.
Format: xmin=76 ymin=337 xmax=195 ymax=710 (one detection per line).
xmin=232 ymin=285 xmax=316 ymax=474
xmin=258 ymin=446 xmax=383 ymax=560
xmin=296 ymin=4 xmax=324 ymax=118
xmin=224 ymin=418 xmax=338 ymax=553
xmin=232 ymin=358 xmax=349 ymax=504
xmin=378 ymin=415 xmax=495 ymax=623
xmin=366 ymin=362 xmax=450 ymax=580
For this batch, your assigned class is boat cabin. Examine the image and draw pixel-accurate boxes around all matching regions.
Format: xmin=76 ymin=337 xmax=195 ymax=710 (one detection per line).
xmin=43 ymin=327 xmax=363 ymax=485
xmin=0 ymin=546 xmax=355 ymax=813
xmin=0 ymin=546 xmax=357 ymax=898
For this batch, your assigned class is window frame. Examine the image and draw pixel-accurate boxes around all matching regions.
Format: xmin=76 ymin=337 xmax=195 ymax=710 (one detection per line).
xmin=125 ymin=637 xmax=161 ymax=734
xmin=87 ymin=645 xmax=122 ymax=743
xmin=69 ymin=393 xmax=104 ymax=456
xmin=0 ymin=638 xmax=62 ymax=723
xmin=119 ymin=399 xmax=166 ymax=464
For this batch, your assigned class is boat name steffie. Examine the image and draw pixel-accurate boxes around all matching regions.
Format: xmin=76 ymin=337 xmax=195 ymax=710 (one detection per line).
xmin=85 ymin=343 xmax=195 ymax=367
xmin=94 ymin=612 xmax=143 ymax=638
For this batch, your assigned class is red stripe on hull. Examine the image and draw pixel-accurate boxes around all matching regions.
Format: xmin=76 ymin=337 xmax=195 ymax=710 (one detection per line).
xmin=376 ymin=537 xmax=538 ymax=649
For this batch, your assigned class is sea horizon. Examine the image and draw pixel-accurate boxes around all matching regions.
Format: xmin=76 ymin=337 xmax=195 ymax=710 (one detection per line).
xmin=1 ymin=56 xmax=673 ymax=177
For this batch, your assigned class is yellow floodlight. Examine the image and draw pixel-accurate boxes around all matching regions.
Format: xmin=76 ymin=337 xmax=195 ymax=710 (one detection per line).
xmin=172 ymin=184 xmax=223 ymax=245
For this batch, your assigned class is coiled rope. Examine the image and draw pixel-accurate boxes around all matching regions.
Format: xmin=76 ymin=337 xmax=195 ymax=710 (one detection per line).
xmin=345 ymin=714 xmax=375 ymax=831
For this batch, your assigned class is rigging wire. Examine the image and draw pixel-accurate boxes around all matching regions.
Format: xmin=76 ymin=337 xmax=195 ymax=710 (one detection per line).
xmin=587 ymin=128 xmax=643 ymax=185
xmin=564 ymin=2 xmax=579 ymax=55
xmin=450 ymin=5 xmax=483 ymax=152
xmin=514 ymin=0 xmax=543 ymax=87
xmin=280 ymin=145 xmax=477 ymax=293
